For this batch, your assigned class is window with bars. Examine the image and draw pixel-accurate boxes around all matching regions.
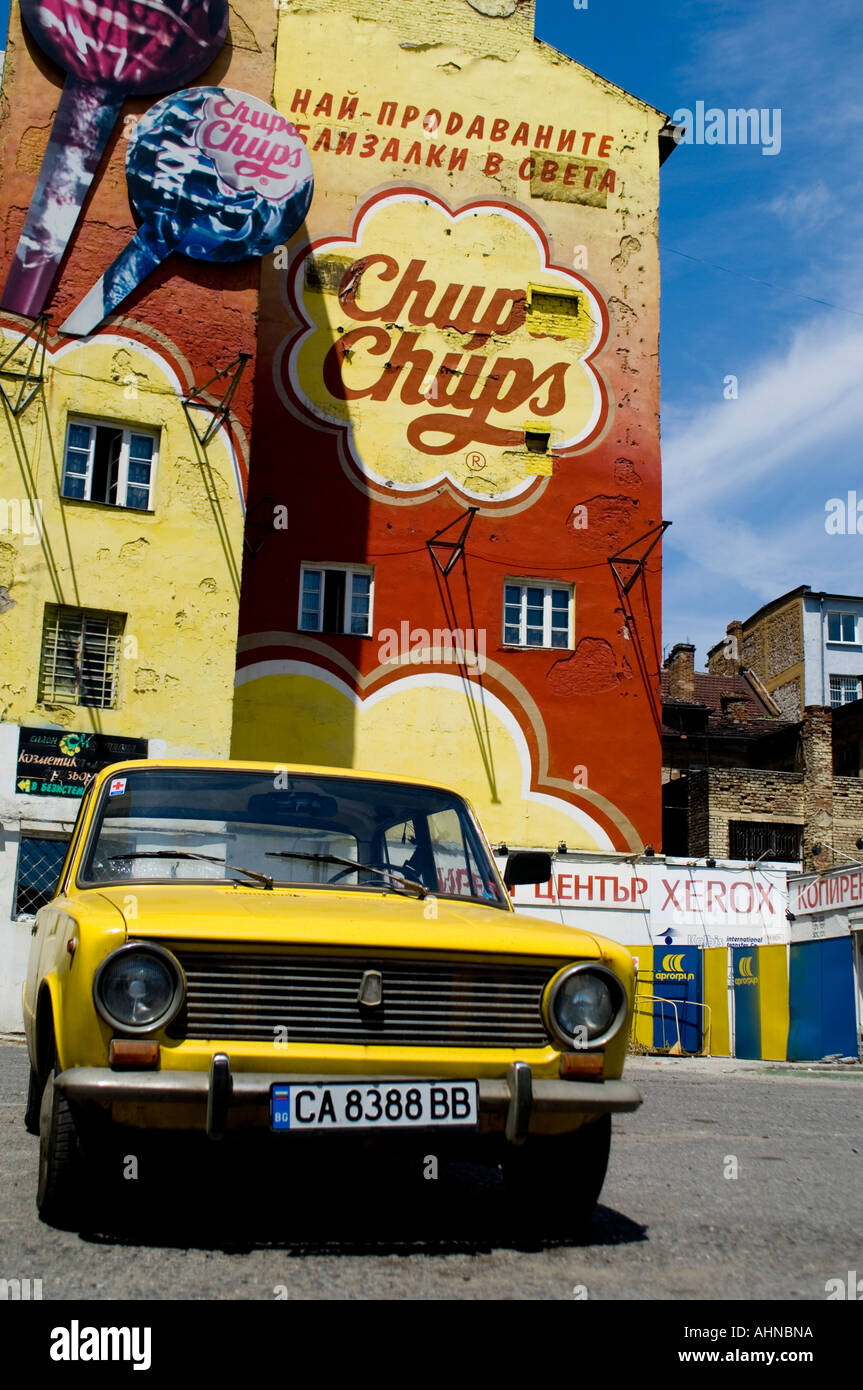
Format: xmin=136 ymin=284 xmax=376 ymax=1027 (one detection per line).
xmin=503 ymin=580 xmax=572 ymax=648
xmin=728 ymin=821 xmax=802 ymax=862
xmin=38 ymin=605 xmax=124 ymax=708
xmin=298 ymin=565 xmax=373 ymax=636
xmin=830 ymin=674 xmax=862 ymax=707
xmin=14 ymin=837 xmax=70 ymax=917
xmin=62 ymin=419 xmax=157 ymax=511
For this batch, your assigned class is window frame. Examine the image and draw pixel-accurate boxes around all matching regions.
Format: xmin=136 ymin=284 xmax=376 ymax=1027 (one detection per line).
xmin=298 ymin=562 xmax=374 ymax=637
xmin=826 ymin=610 xmax=859 ymax=645
xmin=61 ymin=415 xmax=159 ymax=512
xmin=502 ymin=577 xmax=573 ymax=650
xmin=13 ymin=832 xmax=73 ymax=920
xmin=38 ymin=603 xmax=125 ymax=709
xmin=829 ymin=674 xmax=862 ymax=708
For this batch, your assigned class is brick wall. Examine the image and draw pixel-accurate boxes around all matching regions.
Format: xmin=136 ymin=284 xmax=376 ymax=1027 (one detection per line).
xmin=802 ymin=706 xmax=833 ymax=871
xmin=833 ymin=777 xmax=863 ymax=861
xmin=696 ymin=768 xmax=805 ymax=857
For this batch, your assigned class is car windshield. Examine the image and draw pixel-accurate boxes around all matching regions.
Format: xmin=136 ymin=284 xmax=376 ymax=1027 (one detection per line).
xmin=78 ymin=768 xmax=507 ymax=906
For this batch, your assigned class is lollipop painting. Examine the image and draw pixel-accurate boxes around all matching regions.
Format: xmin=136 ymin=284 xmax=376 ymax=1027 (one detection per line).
xmin=61 ymin=88 xmax=314 ymax=336
xmin=1 ymin=0 xmax=229 ymax=318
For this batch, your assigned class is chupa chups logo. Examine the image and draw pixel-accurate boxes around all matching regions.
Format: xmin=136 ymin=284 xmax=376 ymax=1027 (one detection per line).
xmin=61 ymin=87 xmax=314 ymax=336
xmin=280 ymin=190 xmax=610 ymax=506
xmin=195 ymin=94 xmax=307 ymax=199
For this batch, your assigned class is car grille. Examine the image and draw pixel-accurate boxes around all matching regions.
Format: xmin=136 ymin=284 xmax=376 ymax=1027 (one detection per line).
xmin=168 ymin=948 xmax=559 ymax=1048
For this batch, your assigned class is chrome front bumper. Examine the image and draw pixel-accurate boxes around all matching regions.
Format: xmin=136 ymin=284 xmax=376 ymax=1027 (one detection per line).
xmin=56 ymin=1057 xmax=643 ymax=1142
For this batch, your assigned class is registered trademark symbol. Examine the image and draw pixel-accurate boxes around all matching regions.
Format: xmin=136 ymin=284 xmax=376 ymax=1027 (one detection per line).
xmin=466 ymin=451 xmax=486 ymax=472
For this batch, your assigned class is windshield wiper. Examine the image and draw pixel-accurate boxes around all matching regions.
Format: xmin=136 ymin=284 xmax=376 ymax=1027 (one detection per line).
xmin=265 ymin=850 xmax=427 ymax=899
xmin=107 ymin=850 xmax=274 ymax=889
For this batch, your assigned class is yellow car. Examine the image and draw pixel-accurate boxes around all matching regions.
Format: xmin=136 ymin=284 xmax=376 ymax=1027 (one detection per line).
xmin=23 ymin=759 xmax=642 ymax=1230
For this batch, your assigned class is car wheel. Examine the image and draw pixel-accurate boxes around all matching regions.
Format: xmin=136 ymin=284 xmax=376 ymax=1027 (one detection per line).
xmin=25 ymin=1065 xmax=41 ymax=1135
xmin=500 ymin=1114 xmax=611 ymax=1238
xmin=37 ymin=1067 xmax=87 ymax=1229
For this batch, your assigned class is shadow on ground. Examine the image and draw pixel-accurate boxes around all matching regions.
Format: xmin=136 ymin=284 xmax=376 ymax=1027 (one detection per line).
xmin=72 ymin=1135 xmax=647 ymax=1256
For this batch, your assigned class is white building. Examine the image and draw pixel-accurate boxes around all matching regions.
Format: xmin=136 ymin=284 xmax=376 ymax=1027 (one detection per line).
xmin=708 ymin=585 xmax=863 ymax=719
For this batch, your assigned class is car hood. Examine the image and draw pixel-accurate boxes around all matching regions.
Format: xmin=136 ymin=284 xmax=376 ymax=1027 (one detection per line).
xmin=89 ymin=883 xmax=605 ymax=963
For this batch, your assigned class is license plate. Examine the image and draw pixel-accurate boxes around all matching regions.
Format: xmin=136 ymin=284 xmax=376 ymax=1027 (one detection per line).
xmin=271 ymin=1080 xmax=478 ymax=1131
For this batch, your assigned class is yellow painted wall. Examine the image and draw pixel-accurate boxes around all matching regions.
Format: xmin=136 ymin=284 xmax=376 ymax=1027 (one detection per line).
xmin=758 ymin=944 xmax=789 ymax=1061
xmin=624 ymin=945 xmax=656 ymax=1047
xmin=703 ymin=947 xmax=731 ymax=1057
xmin=233 ymin=669 xmax=624 ymax=848
xmin=0 ymin=333 xmax=244 ymax=756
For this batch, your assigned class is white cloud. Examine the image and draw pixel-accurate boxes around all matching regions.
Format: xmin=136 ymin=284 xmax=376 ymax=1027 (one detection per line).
xmin=662 ymin=316 xmax=863 ymax=649
xmin=762 ymin=182 xmax=839 ymax=235
xmin=665 ymin=318 xmax=863 ymax=513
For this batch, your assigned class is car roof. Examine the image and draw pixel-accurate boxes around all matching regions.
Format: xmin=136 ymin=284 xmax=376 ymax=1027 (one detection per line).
xmin=91 ymin=758 xmax=469 ymax=803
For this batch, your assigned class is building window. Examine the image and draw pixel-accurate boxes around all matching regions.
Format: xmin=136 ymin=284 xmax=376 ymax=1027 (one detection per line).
xmin=299 ymin=565 xmax=373 ymax=636
xmin=826 ymin=611 xmax=858 ymax=644
xmin=830 ymin=675 xmax=862 ymax=707
xmin=38 ymin=604 xmax=124 ymax=708
xmin=728 ymin=821 xmax=802 ymax=862
xmin=503 ymin=580 xmax=572 ymax=648
xmin=14 ymin=837 xmax=70 ymax=917
xmin=62 ymin=419 xmax=157 ymax=510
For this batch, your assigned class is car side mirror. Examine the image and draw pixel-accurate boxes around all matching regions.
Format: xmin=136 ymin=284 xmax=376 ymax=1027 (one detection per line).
xmin=503 ymin=851 xmax=552 ymax=889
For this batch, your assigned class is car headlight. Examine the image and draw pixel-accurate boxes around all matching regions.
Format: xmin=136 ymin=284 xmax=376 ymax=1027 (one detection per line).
xmin=94 ymin=943 xmax=185 ymax=1034
xmin=544 ymin=964 xmax=628 ymax=1050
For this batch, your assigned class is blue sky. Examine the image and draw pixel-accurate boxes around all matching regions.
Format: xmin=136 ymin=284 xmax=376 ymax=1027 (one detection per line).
xmin=2 ymin=1 xmax=860 ymax=669
xmin=538 ymin=0 xmax=863 ymax=666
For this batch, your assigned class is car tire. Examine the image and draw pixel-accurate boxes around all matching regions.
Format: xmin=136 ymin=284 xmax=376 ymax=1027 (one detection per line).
xmin=501 ymin=1114 xmax=612 ymax=1238
xmin=25 ymin=1065 xmax=41 ymax=1135
xmin=37 ymin=1066 xmax=88 ymax=1230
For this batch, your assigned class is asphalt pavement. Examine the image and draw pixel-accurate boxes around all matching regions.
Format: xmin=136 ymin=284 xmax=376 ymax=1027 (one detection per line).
xmin=0 ymin=1041 xmax=860 ymax=1300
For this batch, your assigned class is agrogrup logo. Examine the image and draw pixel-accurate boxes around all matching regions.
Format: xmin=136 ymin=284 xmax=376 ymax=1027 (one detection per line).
xmin=735 ymin=955 xmax=759 ymax=986
xmin=279 ymin=189 xmax=610 ymax=504
xmin=655 ymin=952 xmax=695 ymax=982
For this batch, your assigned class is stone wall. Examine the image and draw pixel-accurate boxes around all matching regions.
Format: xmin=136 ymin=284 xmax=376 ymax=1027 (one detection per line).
xmin=833 ymin=777 xmax=863 ymax=862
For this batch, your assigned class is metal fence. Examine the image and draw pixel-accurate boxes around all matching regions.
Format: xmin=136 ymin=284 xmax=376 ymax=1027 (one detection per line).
xmin=14 ymin=837 xmax=69 ymax=917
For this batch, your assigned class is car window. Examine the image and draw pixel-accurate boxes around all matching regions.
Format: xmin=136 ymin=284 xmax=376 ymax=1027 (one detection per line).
xmin=78 ymin=769 xmax=507 ymax=907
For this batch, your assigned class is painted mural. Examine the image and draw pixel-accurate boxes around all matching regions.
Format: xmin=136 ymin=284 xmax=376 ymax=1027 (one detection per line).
xmin=233 ymin=0 xmax=672 ymax=853
xmin=0 ymin=0 xmax=283 ymax=749
xmin=3 ymin=0 xmax=229 ymax=316
xmin=63 ymin=88 xmax=314 ymax=335
xmin=281 ymin=191 xmax=608 ymax=504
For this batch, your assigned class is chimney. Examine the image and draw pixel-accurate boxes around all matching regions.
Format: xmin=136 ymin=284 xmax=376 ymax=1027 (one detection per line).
xmin=663 ymin=643 xmax=696 ymax=701
xmin=801 ymin=705 xmax=833 ymax=873
xmin=721 ymin=694 xmax=749 ymax=723
xmin=707 ymin=621 xmax=744 ymax=676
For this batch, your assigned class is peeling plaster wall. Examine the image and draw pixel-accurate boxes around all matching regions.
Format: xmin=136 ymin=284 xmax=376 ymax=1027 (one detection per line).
xmin=0 ymin=1 xmax=280 ymax=757
xmin=0 ymin=3 xmax=280 ymax=1028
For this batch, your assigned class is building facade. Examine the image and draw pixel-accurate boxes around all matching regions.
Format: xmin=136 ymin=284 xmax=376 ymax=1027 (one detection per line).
xmin=232 ymin=0 xmax=675 ymax=854
xmin=662 ymin=643 xmax=863 ymax=874
xmin=788 ymin=865 xmax=863 ymax=1061
xmin=0 ymin=1 xmax=279 ymax=1028
xmin=708 ymin=586 xmax=863 ymax=719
